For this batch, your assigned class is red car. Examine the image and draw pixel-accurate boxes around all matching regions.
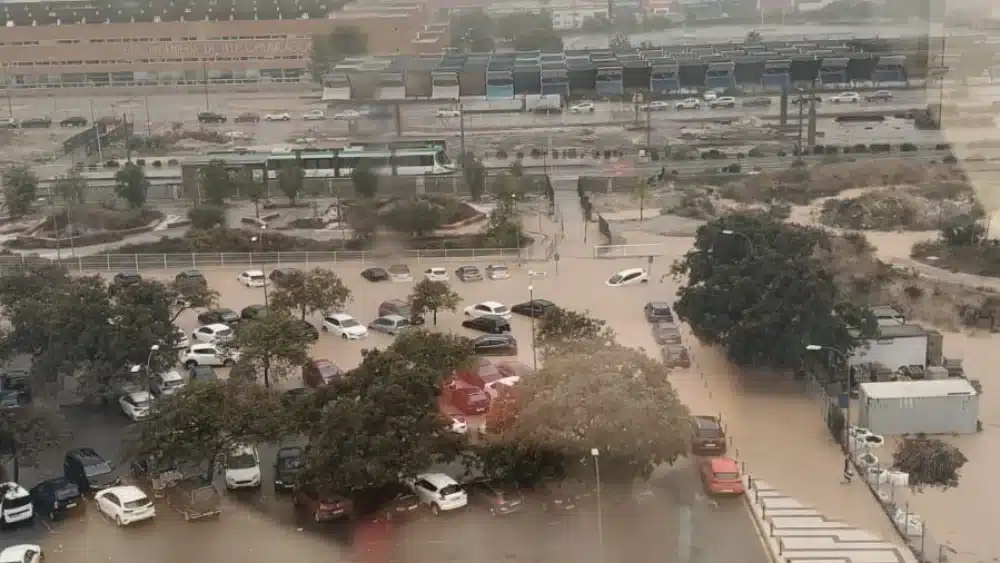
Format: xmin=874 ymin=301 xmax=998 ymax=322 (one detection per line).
xmin=442 ymin=379 xmax=490 ymax=415
xmin=293 ymin=482 xmax=354 ymax=521
xmin=455 ymin=358 xmax=504 ymax=389
xmin=698 ymin=457 xmax=745 ymax=496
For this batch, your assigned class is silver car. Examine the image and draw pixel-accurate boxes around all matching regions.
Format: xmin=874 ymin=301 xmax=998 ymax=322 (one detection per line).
xmin=368 ymin=314 xmax=413 ymax=336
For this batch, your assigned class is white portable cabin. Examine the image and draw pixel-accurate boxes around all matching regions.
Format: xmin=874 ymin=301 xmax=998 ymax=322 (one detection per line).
xmin=858 ymin=379 xmax=979 ymax=435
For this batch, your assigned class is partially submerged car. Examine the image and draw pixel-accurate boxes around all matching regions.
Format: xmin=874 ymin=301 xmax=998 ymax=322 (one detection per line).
xmin=661 ymin=344 xmax=691 ymax=367
xmin=165 ymin=478 xmax=222 ymax=521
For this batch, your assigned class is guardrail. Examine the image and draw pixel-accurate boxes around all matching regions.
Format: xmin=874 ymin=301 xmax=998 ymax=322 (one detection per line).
xmin=0 ymin=248 xmax=530 ymax=273
xmin=593 ymin=243 xmax=670 ymax=259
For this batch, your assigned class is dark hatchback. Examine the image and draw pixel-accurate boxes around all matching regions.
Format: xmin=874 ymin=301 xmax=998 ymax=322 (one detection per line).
xmin=644 ymin=301 xmax=674 ymax=323
xmin=198 ymin=308 xmax=241 ymax=326
xmin=355 ymin=483 xmax=421 ymax=521
xmin=691 ymin=415 xmax=727 ymax=455
xmin=273 ymin=446 xmax=304 ymax=492
xmin=112 ymin=271 xmax=142 ymax=288
xmin=295 ymin=320 xmax=320 ymax=341
xmin=188 ymin=364 xmax=218 ymax=382
xmin=472 ymin=334 xmax=518 ymax=356
xmin=466 ymin=481 xmax=526 ymax=516
xmin=511 ymin=299 xmax=557 ymax=319
xmin=377 ymin=299 xmax=425 ymax=325
xmin=175 ymin=269 xmax=207 ymax=287
xmin=241 ymin=304 xmax=268 ymax=321
xmin=361 ymin=267 xmax=390 ymax=282
xmin=462 ymin=314 xmax=511 ymax=334
xmin=63 ymin=448 xmax=120 ymax=493
xmin=30 ymin=478 xmax=83 ymax=520
xmin=197 ymin=111 xmax=227 ymax=123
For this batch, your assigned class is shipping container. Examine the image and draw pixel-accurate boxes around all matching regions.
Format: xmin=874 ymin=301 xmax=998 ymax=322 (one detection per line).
xmin=849 ymin=324 xmax=928 ymax=371
xmin=858 ymin=380 xmax=979 ymax=435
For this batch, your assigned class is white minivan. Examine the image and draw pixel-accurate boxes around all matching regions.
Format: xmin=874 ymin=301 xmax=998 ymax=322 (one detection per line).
xmin=224 ymin=445 xmax=261 ymax=490
xmin=406 ymin=473 xmax=467 ymax=515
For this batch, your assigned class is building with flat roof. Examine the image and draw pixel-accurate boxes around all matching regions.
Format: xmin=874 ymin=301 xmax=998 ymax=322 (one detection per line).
xmin=0 ymin=0 xmax=443 ymax=88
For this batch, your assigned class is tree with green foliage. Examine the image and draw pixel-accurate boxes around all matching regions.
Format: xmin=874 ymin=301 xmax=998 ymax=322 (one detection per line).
xmin=384 ymin=198 xmax=444 ymax=237
xmin=344 ymin=200 xmax=379 ymax=242
xmin=460 ymin=153 xmax=487 ymax=201
xmin=498 ymin=343 xmax=690 ymax=483
xmin=200 ymin=160 xmax=237 ymax=206
xmin=115 ymin=163 xmax=150 ymax=209
xmin=408 ymin=279 xmax=462 ymax=325
xmin=169 ymin=278 xmax=219 ymax=322
xmin=310 ymin=26 xmax=369 ymax=82
xmin=270 ymin=268 xmax=352 ymax=320
xmin=351 ymin=159 xmax=378 ymax=199
xmin=672 ymin=213 xmax=876 ymax=368
xmin=892 ymin=434 xmax=968 ymax=490
xmin=226 ymin=313 xmax=312 ymax=388
xmin=745 ymin=30 xmax=762 ymax=43
xmin=940 ymin=216 xmax=985 ymax=247
xmin=239 ymin=171 xmax=267 ymax=218
xmin=187 ymin=205 xmax=226 ymax=230
xmin=2 ymin=165 xmax=38 ymax=217
xmin=53 ymin=169 xmax=87 ymax=206
xmin=536 ymin=308 xmax=615 ymax=357
xmin=0 ymin=403 xmax=67 ymax=482
xmin=131 ymin=379 xmax=289 ymax=477
xmin=277 ymin=163 xmax=304 ymax=206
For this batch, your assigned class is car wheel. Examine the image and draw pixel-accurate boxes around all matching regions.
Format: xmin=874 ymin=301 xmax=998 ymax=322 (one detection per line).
xmin=321 ymin=325 xmax=328 ymax=332
xmin=641 ymin=279 xmax=649 ymax=284
xmin=431 ymin=504 xmax=440 ymax=516
xmin=223 ymin=359 xmax=234 ymax=367
xmin=342 ymin=334 xmax=348 ymax=340
xmin=184 ymin=360 xmax=197 ymax=368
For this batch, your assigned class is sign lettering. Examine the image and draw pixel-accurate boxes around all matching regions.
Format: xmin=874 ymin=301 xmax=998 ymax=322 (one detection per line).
xmin=123 ymin=39 xmax=309 ymax=58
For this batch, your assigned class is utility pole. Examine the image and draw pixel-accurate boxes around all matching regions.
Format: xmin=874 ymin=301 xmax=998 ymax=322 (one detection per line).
xmin=2 ymin=65 xmax=12 ymax=118
xmin=202 ymin=59 xmax=210 ymax=112
xmin=143 ymin=95 xmax=152 ymax=137
xmin=123 ymin=112 xmax=132 ymax=163
xmin=89 ymin=98 xmax=103 ymax=161
xmin=458 ymin=102 xmax=466 ymax=164
xmin=645 ymin=104 xmax=652 ymax=149
xmin=796 ymin=90 xmax=805 ymax=155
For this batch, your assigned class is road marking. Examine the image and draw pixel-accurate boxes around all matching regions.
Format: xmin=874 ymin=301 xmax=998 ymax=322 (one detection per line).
xmin=40 ymin=518 xmax=53 ymax=532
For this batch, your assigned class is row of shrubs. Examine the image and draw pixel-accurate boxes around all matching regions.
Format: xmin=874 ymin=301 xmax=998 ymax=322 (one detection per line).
xmin=492 ymin=143 xmax=956 ymax=162
xmin=78 ymin=158 xmax=182 ymax=171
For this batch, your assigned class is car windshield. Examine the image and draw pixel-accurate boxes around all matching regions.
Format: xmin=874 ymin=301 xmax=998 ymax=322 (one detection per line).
xmin=493 ymin=306 xmax=509 ymax=314
xmin=341 ymin=318 xmax=360 ymax=328
xmin=608 ymin=274 xmax=623 ymax=284
xmin=492 ymin=266 xmax=507 ymax=272
xmin=440 ymin=484 xmax=463 ymax=496
xmin=396 ymin=318 xmax=412 ymax=328
xmin=132 ymin=397 xmax=151 ymax=408
xmin=217 ymin=329 xmax=233 ymax=338
xmin=319 ymin=365 xmax=341 ymax=381
xmin=0 ymin=391 xmax=21 ymax=408
xmin=278 ymin=456 xmax=302 ymax=470
xmin=714 ymin=471 xmax=740 ymax=480
xmin=699 ymin=427 xmax=722 ymax=438
xmin=227 ymin=453 xmax=257 ymax=469
xmin=249 ymin=274 xmax=265 ymax=281
xmin=84 ymin=462 xmax=113 ymax=477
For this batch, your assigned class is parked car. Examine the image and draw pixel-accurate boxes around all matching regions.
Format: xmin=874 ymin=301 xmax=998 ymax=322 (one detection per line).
xmin=59 ymin=116 xmax=88 ymax=127
xmin=333 ymin=109 xmax=362 ymax=120
xmin=455 ymin=265 xmax=483 ymax=282
xmin=691 ymin=415 xmax=727 ymax=455
xmin=464 ymin=301 xmax=512 ymax=319
xmin=293 ymin=320 xmax=319 ymax=342
xmin=606 ymin=268 xmax=649 ymax=287
xmin=435 ymin=108 xmax=461 ymax=118
xmin=0 ymin=482 xmax=33 ymax=526
xmin=112 ymin=271 xmax=142 ymax=287
xmin=63 ymin=448 xmax=120 ymax=493
xmin=378 ymin=299 xmax=425 ymax=325
xmin=29 ymin=478 xmax=82 ymax=521
xmin=322 ymin=313 xmax=368 ymax=339
xmin=404 ymin=473 xmax=467 ymax=515
xmin=302 ymin=359 xmax=342 ymax=388
xmin=643 ymin=301 xmax=674 ymax=323
xmin=865 ymin=90 xmax=893 ymax=102
xmin=179 ymin=345 xmax=237 ymax=368
xmin=511 ymin=299 xmax=557 ymax=318
xmin=791 ymin=95 xmax=822 ymax=105
xmin=368 ymin=314 xmax=412 ymax=336
xmin=224 ymin=445 xmax=261 ymax=490
xmin=294 ymin=482 xmax=354 ymax=522
xmin=240 ymin=304 xmax=268 ymax=321
xmin=174 ymin=269 xmax=207 ymax=288
xmin=496 ymin=360 xmax=533 ymax=379
xmin=829 ymin=91 xmax=860 ymax=103
xmin=198 ymin=308 xmax=240 ymax=326
xmin=675 ymin=98 xmax=701 ymax=110
xmin=302 ymin=109 xmax=326 ymax=121
xmin=485 ymin=264 xmax=510 ymax=280
xmin=357 ymin=484 xmax=420 ymax=521
xmin=151 ymin=370 xmax=185 ymax=397
xmin=188 ymin=364 xmax=218 ymax=382
xmin=699 ymin=457 xmax=745 ymax=495
xmin=234 ymin=112 xmax=260 ymax=123
xmin=388 ymin=264 xmax=412 ymax=282
xmin=702 ymin=91 xmax=718 ymax=101
xmin=237 ymin=269 xmax=267 ymax=288
xmin=19 ymin=116 xmax=52 ymax=129
xmin=642 ymin=101 xmax=671 ymax=112
xmin=0 ymin=546 xmax=41 ymax=563
xmin=423 ymin=267 xmax=449 ymax=282
xmin=652 ymin=322 xmax=682 ymax=345
xmin=741 ymin=97 xmax=772 ymax=108
xmin=455 ymin=358 xmax=503 ymax=389
xmin=662 ymin=344 xmax=691 ymax=367
xmin=118 ymin=390 xmax=152 ymax=421
xmin=465 ymin=480 xmax=525 ymax=516
xmin=472 ymin=334 xmax=517 ymax=356
xmin=534 ymin=480 xmax=588 ymax=512
xmin=361 ymin=267 xmax=390 ymax=282
xmin=197 ymin=111 xmax=227 ymax=124
xmin=165 ymin=478 xmax=221 ymax=521
xmin=442 ymin=379 xmax=490 ymax=415
xmin=0 ymin=118 xmax=17 ymax=129
xmin=263 ymin=112 xmax=291 ymax=122
xmin=273 ymin=446 xmax=304 ymax=492
xmin=709 ymin=96 xmax=737 ymax=109
xmin=94 ymin=485 xmax=155 ymax=526
xmin=462 ymin=315 xmax=511 ymax=334
xmin=191 ymin=323 xmax=234 ymax=344
xmin=569 ymin=101 xmax=595 ymax=113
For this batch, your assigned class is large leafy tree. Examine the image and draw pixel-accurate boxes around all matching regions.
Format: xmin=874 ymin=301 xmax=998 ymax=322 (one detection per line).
xmin=536 ymin=308 xmax=615 ymax=357
xmin=672 ymin=213 xmax=876 ymax=369
xmin=200 ymin=160 xmax=237 ymax=206
xmin=227 ymin=313 xmax=312 ymax=388
xmin=384 ymin=199 xmax=444 ymax=238
xmin=351 ymin=160 xmax=378 ymax=199
xmin=498 ymin=344 xmax=690 ymax=483
xmin=270 ymin=268 xmax=352 ymax=320
xmin=892 ymin=434 xmax=968 ymax=490
xmin=131 ymin=380 xmax=289 ymax=476
xmin=408 ymin=279 xmax=461 ymax=325
xmin=115 ymin=163 xmax=150 ymax=209
xmin=54 ymin=169 xmax=87 ymax=206
xmin=276 ymin=164 xmax=304 ymax=206
xmin=2 ymin=165 xmax=38 ymax=217
xmin=0 ymin=403 xmax=67 ymax=482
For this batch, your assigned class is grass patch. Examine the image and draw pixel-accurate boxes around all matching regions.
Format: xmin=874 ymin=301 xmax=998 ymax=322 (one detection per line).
xmin=911 ymin=240 xmax=1000 ymax=278
xmin=110 ymin=228 xmax=366 ymax=254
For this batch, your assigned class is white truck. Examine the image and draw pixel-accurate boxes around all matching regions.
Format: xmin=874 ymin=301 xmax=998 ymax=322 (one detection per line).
xmin=524 ymin=94 xmax=563 ymax=115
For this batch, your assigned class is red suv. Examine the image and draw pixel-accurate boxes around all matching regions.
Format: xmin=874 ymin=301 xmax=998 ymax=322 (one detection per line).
xmin=293 ymin=482 xmax=354 ymax=522
xmin=442 ymin=379 xmax=490 ymax=415
xmin=455 ymin=358 xmax=503 ymax=389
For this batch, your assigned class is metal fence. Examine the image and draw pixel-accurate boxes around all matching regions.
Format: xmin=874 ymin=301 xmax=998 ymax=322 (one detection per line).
xmin=0 ymin=248 xmax=534 ymax=273
xmin=802 ymin=373 xmax=948 ymax=563
xmin=593 ymin=243 xmax=669 ymax=258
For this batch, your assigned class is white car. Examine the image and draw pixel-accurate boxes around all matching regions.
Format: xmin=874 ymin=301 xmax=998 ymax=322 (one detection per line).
xmin=464 ymin=301 xmax=512 ymax=319
xmin=485 ymin=264 xmax=510 ymax=280
xmin=322 ymin=313 xmax=368 ymax=340
xmin=447 ymin=414 xmax=468 ymax=434
xmin=435 ymin=108 xmax=461 ymax=118
xmin=675 ymin=98 xmax=701 ymax=110
xmin=151 ymin=370 xmax=185 ymax=397
xmin=334 ymin=109 xmax=362 ymax=120
xmin=302 ymin=109 xmax=326 ymax=120
xmin=95 ymin=485 xmax=155 ymax=526
xmin=405 ymin=473 xmax=467 ymax=515
xmin=709 ymin=96 xmax=737 ymax=108
xmin=224 ymin=445 xmax=261 ymax=490
xmin=0 ymin=545 xmax=41 ymax=563
xmin=424 ymin=267 xmax=449 ymax=282
xmin=173 ymin=327 xmax=190 ymax=349
xmin=237 ymin=270 xmax=267 ymax=288
xmin=263 ymin=112 xmax=291 ymax=122
xmin=0 ymin=483 xmax=33 ymax=526
xmin=830 ymin=91 xmax=860 ymax=103
xmin=179 ymin=345 xmax=237 ymax=368
xmin=606 ymin=267 xmax=650 ymax=287
xmin=484 ymin=376 xmax=520 ymax=400
xmin=569 ymin=101 xmax=595 ymax=113
xmin=388 ymin=264 xmax=412 ymax=282
xmin=702 ymin=91 xmax=718 ymax=102
xmin=118 ymin=391 xmax=153 ymax=421
xmin=191 ymin=323 xmax=234 ymax=344
xmin=643 ymin=101 xmax=671 ymax=112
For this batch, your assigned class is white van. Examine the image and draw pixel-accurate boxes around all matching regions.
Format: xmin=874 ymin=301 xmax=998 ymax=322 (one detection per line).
xmin=224 ymin=445 xmax=261 ymax=490
xmin=0 ymin=482 xmax=33 ymax=525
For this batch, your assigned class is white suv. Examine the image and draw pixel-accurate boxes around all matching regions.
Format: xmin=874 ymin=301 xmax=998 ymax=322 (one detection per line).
xmin=237 ymin=270 xmax=267 ymax=288
xmin=224 ymin=445 xmax=261 ymax=490
xmin=179 ymin=345 xmax=237 ymax=368
xmin=830 ymin=92 xmax=860 ymax=103
xmin=406 ymin=473 xmax=467 ymax=515
xmin=709 ymin=96 xmax=736 ymax=109
xmin=675 ymin=98 xmax=701 ymax=110
xmin=322 ymin=313 xmax=368 ymax=340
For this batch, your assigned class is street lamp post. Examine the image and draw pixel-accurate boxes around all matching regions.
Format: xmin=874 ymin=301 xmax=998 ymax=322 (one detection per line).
xmin=527 ymin=270 xmax=547 ymax=370
xmin=591 ymin=447 xmax=605 ymax=563
xmin=251 ymin=227 xmax=269 ymax=307
xmin=720 ymin=229 xmax=754 ymax=257
xmin=805 ymin=344 xmax=851 ymax=450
